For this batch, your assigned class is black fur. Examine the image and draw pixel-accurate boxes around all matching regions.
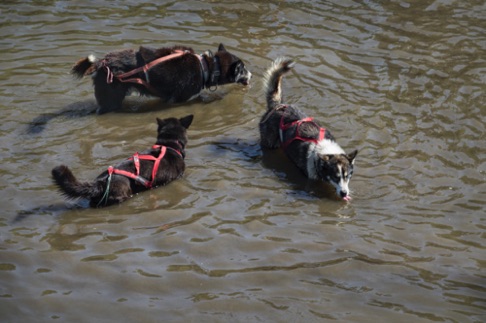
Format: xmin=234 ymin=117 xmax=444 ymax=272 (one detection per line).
xmin=72 ymin=44 xmax=251 ymax=114
xmin=51 ymin=115 xmax=193 ymax=207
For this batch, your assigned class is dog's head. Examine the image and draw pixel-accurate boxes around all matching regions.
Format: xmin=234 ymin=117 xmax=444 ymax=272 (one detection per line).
xmin=156 ymin=114 xmax=194 ymax=148
xmin=215 ymin=43 xmax=252 ymax=86
xmin=316 ymin=150 xmax=358 ymax=200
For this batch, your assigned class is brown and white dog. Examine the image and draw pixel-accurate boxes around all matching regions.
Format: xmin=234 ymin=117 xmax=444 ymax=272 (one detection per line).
xmin=72 ymin=44 xmax=251 ymax=114
xmin=51 ymin=115 xmax=193 ymax=207
xmin=259 ymin=58 xmax=358 ymax=201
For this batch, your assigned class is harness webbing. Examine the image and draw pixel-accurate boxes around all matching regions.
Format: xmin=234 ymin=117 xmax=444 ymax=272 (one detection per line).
xmin=108 ymin=145 xmax=182 ymax=189
xmin=102 ymin=50 xmax=187 ymax=94
xmin=97 ymin=144 xmax=183 ymax=207
xmin=101 ymin=49 xmax=222 ymax=95
xmin=279 ymin=112 xmax=325 ymax=150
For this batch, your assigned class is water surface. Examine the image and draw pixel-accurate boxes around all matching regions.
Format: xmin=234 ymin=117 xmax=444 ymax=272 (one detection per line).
xmin=0 ymin=1 xmax=485 ymax=322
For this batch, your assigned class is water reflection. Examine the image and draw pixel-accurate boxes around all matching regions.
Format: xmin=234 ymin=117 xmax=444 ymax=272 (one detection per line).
xmin=1 ymin=1 xmax=484 ymax=322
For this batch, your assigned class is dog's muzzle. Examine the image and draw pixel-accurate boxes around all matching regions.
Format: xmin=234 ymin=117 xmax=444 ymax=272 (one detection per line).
xmin=339 ymin=190 xmax=352 ymax=201
xmin=237 ymin=69 xmax=252 ymax=86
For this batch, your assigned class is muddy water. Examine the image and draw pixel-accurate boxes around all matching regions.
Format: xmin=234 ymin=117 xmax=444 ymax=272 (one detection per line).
xmin=1 ymin=1 xmax=485 ymax=322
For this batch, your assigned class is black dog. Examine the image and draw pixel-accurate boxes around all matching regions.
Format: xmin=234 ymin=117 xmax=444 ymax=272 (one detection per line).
xmin=259 ymin=58 xmax=358 ymax=201
xmin=72 ymin=44 xmax=252 ymax=114
xmin=51 ymin=115 xmax=193 ymax=207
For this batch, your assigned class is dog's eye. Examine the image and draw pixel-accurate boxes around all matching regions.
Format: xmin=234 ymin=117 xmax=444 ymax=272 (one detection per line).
xmin=348 ymin=168 xmax=353 ymax=178
xmin=234 ymin=62 xmax=243 ymax=72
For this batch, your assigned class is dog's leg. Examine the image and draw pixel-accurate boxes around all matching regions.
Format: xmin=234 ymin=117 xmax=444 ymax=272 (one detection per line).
xmin=93 ymin=72 xmax=128 ymax=114
xmin=259 ymin=117 xmax=281 ymax=149
xmin=260 ymin=134 xmax=281 ymax=149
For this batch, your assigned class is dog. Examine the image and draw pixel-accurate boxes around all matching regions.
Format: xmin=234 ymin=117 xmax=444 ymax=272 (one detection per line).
xmin=72 ymin=43 xmax=252 ymax=114
xmin=259 ymin=58 xmax=358 ymax=201
xmin=51 ymin=115 xmax=193 ymax=207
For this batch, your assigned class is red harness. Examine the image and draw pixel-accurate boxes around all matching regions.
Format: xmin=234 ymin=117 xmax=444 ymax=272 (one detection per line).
xmin=102 ymin=50 xmax=187 ymax=94
xmin=107 ymin=145 xmax=182 ymax=189
xmin=279 ymin=114 xmax=325 ymax=150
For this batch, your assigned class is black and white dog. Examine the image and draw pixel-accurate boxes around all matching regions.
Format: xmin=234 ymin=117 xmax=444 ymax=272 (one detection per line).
xmin=259 ymin=58 xmax=358 ymax=200
xmin=72 ymin=44 xmax=252 ymax=114
xmin=51 ymin=115 xmax=193 ymax=207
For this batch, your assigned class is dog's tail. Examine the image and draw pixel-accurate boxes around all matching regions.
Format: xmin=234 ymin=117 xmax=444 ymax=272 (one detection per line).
xmin=263 ymin=58 xmax=295 ymax=110
xmin=51 ymin=165 xmax=103 ymax=200
xmin=71 ymin=55 xmax=97 ymax=79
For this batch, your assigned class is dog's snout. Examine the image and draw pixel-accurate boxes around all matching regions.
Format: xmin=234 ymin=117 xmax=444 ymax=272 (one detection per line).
xmin=340 ymin=190 xmax=348 ymax=198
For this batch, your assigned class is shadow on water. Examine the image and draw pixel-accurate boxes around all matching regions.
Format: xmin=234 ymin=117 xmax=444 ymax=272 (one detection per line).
xmin=209 ymin=137 xmax=261 ymax=161
xmin=13 ymin=201 xmax=88 ymax=223
xmin=26 ymin=92 xmax=226 ymax=135
xmin=26 ymin=100 xmax=98 ymax=135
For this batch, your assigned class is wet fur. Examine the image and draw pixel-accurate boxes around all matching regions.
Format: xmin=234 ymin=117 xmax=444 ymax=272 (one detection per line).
xmin=72 ymin=44 xmax=251 ymax=114
xmin=51 ymin=115 xmax=193 ymax=207
xmin=259 ymin=58 xmax=358 ymax=200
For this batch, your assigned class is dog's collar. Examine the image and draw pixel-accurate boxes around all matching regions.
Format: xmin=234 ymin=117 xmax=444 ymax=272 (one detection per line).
xmin=198 ymin=51 xmax=221 ymax=90
xmin=156 ymin=140 xmax=186 ymax=159
xmin=210 ymin=56 xmax=221 ymax=88
xmin=197 ymin=53 xmax=210 ymax=89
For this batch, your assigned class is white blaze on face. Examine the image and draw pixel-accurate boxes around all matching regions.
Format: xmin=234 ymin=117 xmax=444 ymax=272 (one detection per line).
xmin=307 ymin=139 xmax=346 ymax=181
xmin=328 ymin=164 xmax=351 ymax=198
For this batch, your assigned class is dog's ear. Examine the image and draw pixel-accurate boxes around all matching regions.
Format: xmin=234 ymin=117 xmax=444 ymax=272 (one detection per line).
xmin=347 ymin=150 xmax=358 ymax=164
xmin=218 ymin=43 xmax=227 ymax=52
xmin=179 ymin=115 xmax=194 ymax=129
xmin=156 ymin=117 xmax=168 ymax=129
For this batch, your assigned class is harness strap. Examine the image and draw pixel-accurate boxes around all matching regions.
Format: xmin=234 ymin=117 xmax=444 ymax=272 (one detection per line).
xmin=280 ymin=115 xmax=325 ymax=150
xmin=110 ymin=166 xmax=150 ymax=187
xmin=102 ymin=50 xmax=187 ymax=94
xmin=102 ymin=49 xmax=220 ymax=94
xmin=116 ymin=50 xmax=186 ymax=81
xmin=106 ymin=145 xmax=182 ymax=189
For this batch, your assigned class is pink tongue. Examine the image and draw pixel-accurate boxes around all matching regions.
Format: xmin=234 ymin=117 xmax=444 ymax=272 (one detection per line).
xmin=343 ymin=196 xmax=352 ymax=201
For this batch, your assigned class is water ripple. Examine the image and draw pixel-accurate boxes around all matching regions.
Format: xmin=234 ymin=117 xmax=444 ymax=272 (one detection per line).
xmin=0 ymin=1 xmax=484 ymax=322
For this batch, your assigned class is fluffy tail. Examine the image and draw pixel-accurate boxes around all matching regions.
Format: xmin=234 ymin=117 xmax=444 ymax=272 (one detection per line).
xmin=71 ymin=55 xmax=97 ymax=79
xmin=263 ymin=58 xmax=295 ymax=110
xmin=51 ymin=165 xmax=102 ymax=200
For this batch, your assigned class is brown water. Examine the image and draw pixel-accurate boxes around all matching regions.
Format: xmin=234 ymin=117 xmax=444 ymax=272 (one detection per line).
xmin=1 ymin=1 xmax=485 ymax=322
